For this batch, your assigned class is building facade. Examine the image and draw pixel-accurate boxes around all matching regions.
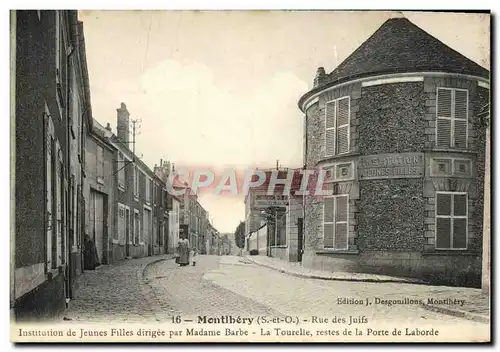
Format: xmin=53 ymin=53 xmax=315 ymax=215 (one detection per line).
xmin=168 ymin=195 xmax=181 ymax=254
xmin=12 ymin=10 xmax=91 ymax=320
xmin=298 ymin=17 xmax=490 ymax=287
xmin=106 ymin=103 xmax=170 ymax=261
xmin=84 ymin=120 xmax=116 ymax=266
xmin=244 ymin=168 xmax=304 ymax=262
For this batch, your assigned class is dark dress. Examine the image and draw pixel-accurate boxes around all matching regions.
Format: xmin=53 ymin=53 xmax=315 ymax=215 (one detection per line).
xmin=83 ymin=236 xmax=100 ymax=270
xmin=176 ymin=239 xmax=190 ymax=266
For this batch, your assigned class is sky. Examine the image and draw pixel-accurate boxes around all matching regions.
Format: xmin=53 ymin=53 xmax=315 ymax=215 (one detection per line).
xmin=78 ymin=10 xmax=490 ymax=233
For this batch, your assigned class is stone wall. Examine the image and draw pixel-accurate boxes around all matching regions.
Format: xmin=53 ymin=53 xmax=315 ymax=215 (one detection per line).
xmin=357 ymin=179 xmax=425 ymax=252
xmin=358 ymin=82 xmax=427 ymax=154
xmin=301 ymin=76 xmax=487 ymax=286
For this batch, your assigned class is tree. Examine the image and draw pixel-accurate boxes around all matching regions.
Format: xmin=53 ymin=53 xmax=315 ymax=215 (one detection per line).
xmin=234 ymin=221 xmax=246 ymax=250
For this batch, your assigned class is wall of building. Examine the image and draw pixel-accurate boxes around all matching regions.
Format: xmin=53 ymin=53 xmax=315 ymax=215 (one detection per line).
xmin=302 ymin=76 xmax=487 ymax=286
xmin=84 ymin=130 xmax=115 ymax=265
xmin=14 ymin=10 xmax=71 ymax=320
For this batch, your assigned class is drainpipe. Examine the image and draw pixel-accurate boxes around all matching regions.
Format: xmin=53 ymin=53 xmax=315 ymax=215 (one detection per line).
xmin=64 ymin=10 xmax=77 ymax=307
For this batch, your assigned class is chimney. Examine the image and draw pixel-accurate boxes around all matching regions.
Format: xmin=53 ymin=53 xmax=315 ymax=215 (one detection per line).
xmin=105 ymin=123 xmax=112 ymax=131
xmin=314 ymin=67 xmax=327 ymax=88
xmin=117 ymin=102 xmax=130 ymax=143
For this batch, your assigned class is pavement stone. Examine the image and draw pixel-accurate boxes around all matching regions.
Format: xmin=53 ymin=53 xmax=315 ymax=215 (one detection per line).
xmin=61 ymin=255 xmax=171 ymax=323
xmin=145 ymin=255 xmax=284 ymax=322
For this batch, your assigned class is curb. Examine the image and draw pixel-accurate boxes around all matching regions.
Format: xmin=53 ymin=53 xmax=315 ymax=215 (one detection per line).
xmin=419 ymin=303 xmax=490 ymax=324
xmin=245 ymin=257 xmax=427 ymax=284
xmin=137 ymin=255 xmax=174 ymax=322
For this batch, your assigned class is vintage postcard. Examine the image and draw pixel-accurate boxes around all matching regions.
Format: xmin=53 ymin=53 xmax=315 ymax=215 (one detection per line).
xmin=10 ymin=9 xmax=491 ymax=343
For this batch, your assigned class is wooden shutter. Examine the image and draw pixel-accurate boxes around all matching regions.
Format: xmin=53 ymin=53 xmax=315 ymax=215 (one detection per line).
xmin=436 ymin=193 xmax=452 ymax=216
xmin=325 ymin=101 xmax=336 ymax=156
xmin=335 ymin=196 xmax=348 ymax=250
xmin=336 ymin=97 xmax=350 ymax=154
xmin=437 ymin=89 xmax=452 ymax=148
xmin=324 ymin=197 xmax=334 ymax=223
xmin=454 ymin=90 xmax=468 ymax=149
xmin=323 ymin=197 xmax=334 ymax=248
xmin=436 ymin=217 xmax=451 ymax=249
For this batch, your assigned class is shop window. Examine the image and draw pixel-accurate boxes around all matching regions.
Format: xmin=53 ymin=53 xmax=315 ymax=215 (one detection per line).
xmin=323 ymin=195 xmax=348 ymax=250
xmin=436 ymin=88 xmax=468 ymax=149
xmin=325 ymin=96 xmax=350 ymax=156
xmin=436 ymin=192 xmax=467 ymax=250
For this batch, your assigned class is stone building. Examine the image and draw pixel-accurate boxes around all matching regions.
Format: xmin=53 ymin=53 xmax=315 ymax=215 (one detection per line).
xmin=104 ymin=103 xmax=170 ymax=261
xmin=172 ymin=181 xmax=216 ymax=251
xmin=168 ymin=194 xmax=181 ymax=254
xmin=298 ymin=17 xmax=489 ymax=286
xmin=12 ymin=10 xmax=91 ymax=320
xmin=84 ymin=120 xmax=116 ymax=266
xmin=244 ymin=168 xmax=304 ymax=261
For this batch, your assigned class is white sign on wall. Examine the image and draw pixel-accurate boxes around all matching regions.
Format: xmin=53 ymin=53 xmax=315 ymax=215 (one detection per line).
xmin=254 ymin=195 xmax=289 ymax=209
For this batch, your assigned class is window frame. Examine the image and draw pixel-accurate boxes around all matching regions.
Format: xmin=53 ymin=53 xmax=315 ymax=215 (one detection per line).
xmin=117 ymin=152 xmax=125 ymax=190
xmin=133 ymin=208 xmax=140 ymax=245
xmin=436 ymin=87 xmax=469 ymax=149
xmin=435 ymin=191 xmax=468 ymax=250
xmin=323 ymin=194 xmax=349 ymax=250
xmin=324 ymin=95 xmax=351 ymax=157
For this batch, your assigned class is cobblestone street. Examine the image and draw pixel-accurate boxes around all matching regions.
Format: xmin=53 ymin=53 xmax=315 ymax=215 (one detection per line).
xmin=62 ymin=254 xmax=489 ymax=339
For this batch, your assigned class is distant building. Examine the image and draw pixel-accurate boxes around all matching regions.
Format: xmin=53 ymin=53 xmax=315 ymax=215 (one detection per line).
xmin=104 ymin=103 xmax=170 ymax=260
xmin=298 ymin=17 xmax=489 ymax=286
xmin=244 ymin=168 xmax=304 ymax=261
xmin=168 ymin=195 xmax=181 ymax=253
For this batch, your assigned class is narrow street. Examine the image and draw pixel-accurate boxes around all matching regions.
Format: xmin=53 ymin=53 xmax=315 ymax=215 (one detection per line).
xmin=64 ymin=254 xmax=489 ymax=339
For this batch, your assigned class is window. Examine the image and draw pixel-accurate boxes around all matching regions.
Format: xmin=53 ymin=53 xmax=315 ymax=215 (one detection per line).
xmin=133 ymin=166 xmax=140 ymax=197
xmin=436 ymin=192 xmax=467 ymax=250
xmin=45 ymin=109 xmax=55 ymax=271
xmin=145 ymin=178 xmax=151 ymax=202
xmin=325 ymin=96 xmax=350 ymax=156
xmin=436 ymin=88 xmax=468 ymax=149
xmin=176 ymin=204 xmax=179 ymax=224
xmin=117 ymin=204 xmax=125 ymax=242
xmin=96 ymin=146 xmax=104 ymax=184
xmin=269 ymin=208 xmax=287 ymax=246
xmin=133 ymin=210 xmax=140 ymax=244
xmin=323 ymin=195 xmax=348 ymax=250
xmin=117 ymin=153 xmax=125 ymax=189
xmin=55 ymin=11 xmax=66 ymax=116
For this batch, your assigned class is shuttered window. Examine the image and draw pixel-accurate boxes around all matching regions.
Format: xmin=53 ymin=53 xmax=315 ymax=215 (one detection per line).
xmin=436 ymin=192 xmax=467 ymax=250
xmin=325 ymin=96 xmax=350 ymax=156
xmin=323 ymin=195 xmax=349 ymax=250
xmin=117 ymin=153 xmax=125 ymax=189
xmin=436 ymin=88 xmax=468 ymax=149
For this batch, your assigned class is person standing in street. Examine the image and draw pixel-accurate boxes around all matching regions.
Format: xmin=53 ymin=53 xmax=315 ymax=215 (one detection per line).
xmin=176 ymin=235 xmax=190 ymax=267
xmin=83 ymin=234 xmax=100 ymax=270
xmin=191 ymin=247 xmax=198 ymax=266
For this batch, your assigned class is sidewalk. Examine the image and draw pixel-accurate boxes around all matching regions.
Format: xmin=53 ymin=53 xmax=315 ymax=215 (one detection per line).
xmin=60 ymin=254 xmax=172 ymax=323
xmin=242 ymin=255 xmax=427 ymax=284
xmin=243 ymin=255 xmax=490 ymax=323
xmin=419 ymin=289 xmax=490 ymax=323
